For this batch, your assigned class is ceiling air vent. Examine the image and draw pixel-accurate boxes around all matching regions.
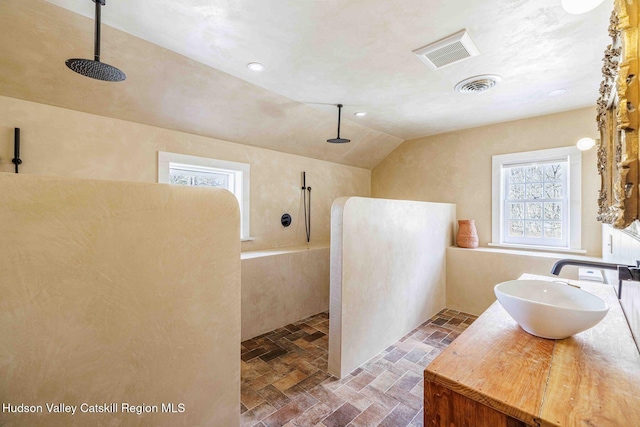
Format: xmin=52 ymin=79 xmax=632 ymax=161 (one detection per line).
xmin=455 ymin=75 xmax=502 ymax=94
xmin=413 ymin=30 xmax=480 ymax=70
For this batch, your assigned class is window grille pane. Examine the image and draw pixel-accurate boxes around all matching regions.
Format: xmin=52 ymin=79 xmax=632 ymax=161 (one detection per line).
xmin=525 ymin=202 xmax=543 ymax=220
xmin=526 ymin=183 xmax=543 ymax=199
xmin=544 ymin=221 xmax=563 ymax=239
xmin=509 ymin=167 xmax=526 ymax=184
xmin=544 ymin=164 xmax=563 ymax=182
xmin=508 ymin=221 xmax=524 ymax=237
xmin=508 ymin=203 xmax=524 ymax=219
xmin=544 ymin=202 xmax=562 ymax=220
xmin=544 ymin=183 xmax=563 ymax=199
xmin=170 ymin=174 xmax=192 ymax=186
xmin=497 ymin=149 xmax=573 ymax=248
xmin=508 ymin=184 xmax=525 ymax=200
xmin=525 ymin=221 xmax=542 ymax=238
xmin=194 ymin=174 xmax=228 ymax=188
xmin=169 ymin=167 xmax=231 ymax=190
xmin=526 ymin=165 xmax=543 ymax=183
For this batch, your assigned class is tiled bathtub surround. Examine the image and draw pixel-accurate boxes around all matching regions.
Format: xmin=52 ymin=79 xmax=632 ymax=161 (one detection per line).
xmin=240 ymin=309 xmax=476 ymax=427
xmin=241 ymin=246 xmax=330 ymax=341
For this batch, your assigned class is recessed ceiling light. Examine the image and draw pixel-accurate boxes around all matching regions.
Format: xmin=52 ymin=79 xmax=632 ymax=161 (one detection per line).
xmin=354 ymin=112 xmax=367 ymax=117
xmin=548 ymin=89 xmax=567 ymax=97
xmin=247 ymin=62 xmax=264 ymax=72
xmin=561 ymin=0 xmax=605 ymax=14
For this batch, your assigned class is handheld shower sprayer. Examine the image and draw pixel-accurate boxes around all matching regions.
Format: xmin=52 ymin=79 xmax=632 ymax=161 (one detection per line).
xmin=12 ymin=128 xmax=22 ymax=174
xmin=302 ymin=172 xmax=311 ymax=243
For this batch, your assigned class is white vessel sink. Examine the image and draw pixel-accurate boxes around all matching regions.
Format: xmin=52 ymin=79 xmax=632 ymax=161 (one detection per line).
xmin=494 ymin=279 xmax=609 ymax=339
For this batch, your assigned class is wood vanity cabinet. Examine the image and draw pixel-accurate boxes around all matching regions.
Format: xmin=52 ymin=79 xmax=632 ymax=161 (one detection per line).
xmin=423 ymin=274 xmax=640 ymax=427
xmin=424 ymin=381 xmax=529 ymax=427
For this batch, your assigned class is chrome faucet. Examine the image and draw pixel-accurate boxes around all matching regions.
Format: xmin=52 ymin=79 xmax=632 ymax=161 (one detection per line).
xmin=551 ymin=259 xmax=640 ymax=297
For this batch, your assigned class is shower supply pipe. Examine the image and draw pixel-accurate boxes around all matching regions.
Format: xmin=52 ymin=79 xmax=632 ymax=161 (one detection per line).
xmin=12 ymin=128 xmax=21 ymax=174
xmin=94 ymin=0 xmax=102 ymax=62
xmin=302 ymin=172 xmax=311 ymax=243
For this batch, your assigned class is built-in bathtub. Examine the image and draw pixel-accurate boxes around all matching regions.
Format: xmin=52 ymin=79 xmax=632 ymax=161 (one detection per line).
xmin=241 ymin=244 xmax=330 ymax=340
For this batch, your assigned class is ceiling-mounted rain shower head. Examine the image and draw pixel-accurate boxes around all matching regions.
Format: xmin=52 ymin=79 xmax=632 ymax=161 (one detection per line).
xmin=327 ymin=104 xmax=350 ymax=144
xmin=66 ymin=59 xmax=126 ymax=82
xmin=65 ymin=0 xmax=126 ymax=82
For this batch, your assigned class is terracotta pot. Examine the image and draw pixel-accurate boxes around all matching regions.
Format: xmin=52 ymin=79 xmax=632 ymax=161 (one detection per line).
xmin=457 ymin=220 xmax=478 ymax=248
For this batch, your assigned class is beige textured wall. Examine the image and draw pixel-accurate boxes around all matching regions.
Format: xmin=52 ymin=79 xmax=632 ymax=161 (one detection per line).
xmin=0 ymin=95 xmax=370 ymax=251
xmin=372 ymin=107 xmax=601 ymax=257
xmin=0 ymin=174 xmax=240 ymax=426
xmin=241 ymin=246 xmax=330 ymax=341
xmin=329 ymin=197 xmax=455 ymax=378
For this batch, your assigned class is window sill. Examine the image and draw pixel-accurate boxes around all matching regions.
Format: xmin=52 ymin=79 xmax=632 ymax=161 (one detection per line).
xmin=241 ymin=237 xmax=256 ymax=242
xmin=487 ymin=242 xmax=587 ymax=255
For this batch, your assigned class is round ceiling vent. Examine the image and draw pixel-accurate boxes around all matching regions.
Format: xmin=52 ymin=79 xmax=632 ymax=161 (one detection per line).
xmin=455 ymin=75 xmax=502 ymax=94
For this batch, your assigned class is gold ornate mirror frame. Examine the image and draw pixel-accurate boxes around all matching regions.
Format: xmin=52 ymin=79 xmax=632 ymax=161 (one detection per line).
xmin=597 ymin=0 xmax=639 ymax=229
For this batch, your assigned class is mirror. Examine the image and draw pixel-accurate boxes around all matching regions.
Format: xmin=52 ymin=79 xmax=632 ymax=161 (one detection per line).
xmin=596 ymin=0 xmax=639 ymax=231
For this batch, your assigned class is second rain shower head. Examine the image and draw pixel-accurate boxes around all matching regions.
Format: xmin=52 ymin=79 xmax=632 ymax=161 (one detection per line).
xmin=327 ymin=104 xmax=350 ymax=143
xmin=65 ymin=0 xmax=126 ymax=82
xmin=66 ymin=58 xmax=126 ymax=82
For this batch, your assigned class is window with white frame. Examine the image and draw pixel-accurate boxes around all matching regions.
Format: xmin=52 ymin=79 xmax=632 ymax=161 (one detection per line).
xmin=158 ymin=151 xmax=251 ymax=240
xmin=491 ymin=147 xmax=582 ymax=251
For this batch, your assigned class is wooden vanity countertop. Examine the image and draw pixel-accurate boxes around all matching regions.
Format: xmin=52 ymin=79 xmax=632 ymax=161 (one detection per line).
xmin=424 ymin=273 xmax=640 ymax=427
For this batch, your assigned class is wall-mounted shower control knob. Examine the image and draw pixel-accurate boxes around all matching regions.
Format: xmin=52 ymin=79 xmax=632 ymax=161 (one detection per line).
xmin=281 ymin=213 xmax=292 ymax=227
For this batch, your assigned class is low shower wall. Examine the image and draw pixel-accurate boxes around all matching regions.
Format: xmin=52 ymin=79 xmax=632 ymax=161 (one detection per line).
xmin=241 ymin=244 xmax=329 ymax=341
xmin=0 ymin=174 xmax=241 ymax=427
xmin=329 ymin=197 xmax=456 ymax=378
xmin=446 ymin=247 xmax=587 ymax=315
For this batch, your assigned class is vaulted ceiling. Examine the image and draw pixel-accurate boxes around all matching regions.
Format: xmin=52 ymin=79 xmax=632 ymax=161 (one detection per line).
xmin=0 ymin=0 xmax=611 ymax=168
